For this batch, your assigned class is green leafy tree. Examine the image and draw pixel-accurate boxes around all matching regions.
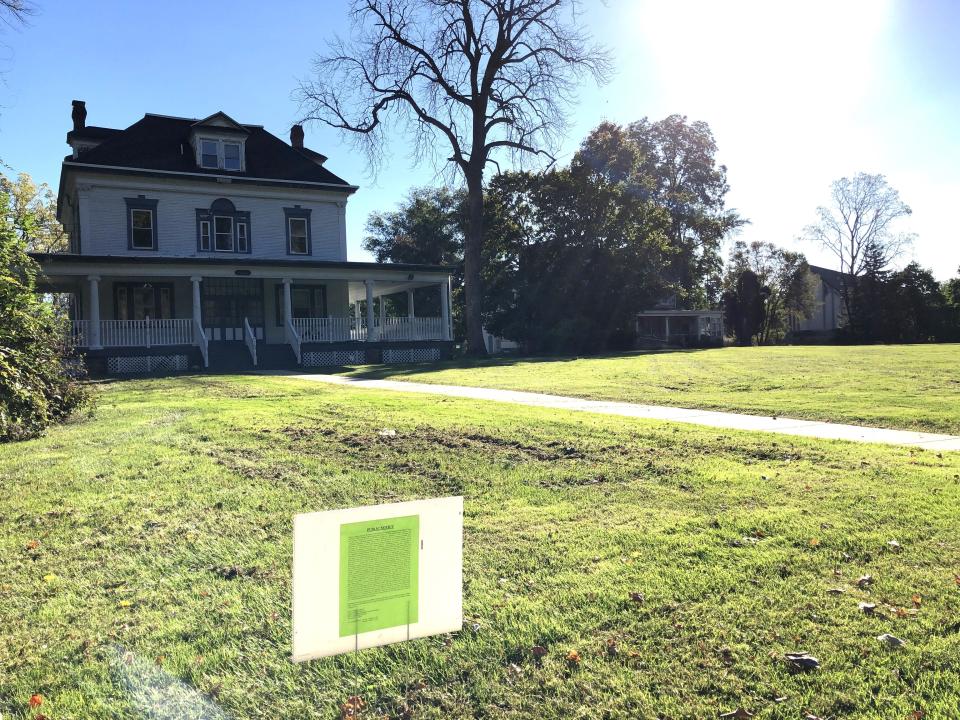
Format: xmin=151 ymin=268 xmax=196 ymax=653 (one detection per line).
xmin=0 ymin=191 xmax=87 ymax=441
xmin=363 ymin=186 xmax=466 ymax=338
xmin=722 ymin=269 xmax=766 ymax=346
xmin=1 ymin=172 xmax=70 ymax=253
xmin=725 ymin=240 xmax=816 ymax=343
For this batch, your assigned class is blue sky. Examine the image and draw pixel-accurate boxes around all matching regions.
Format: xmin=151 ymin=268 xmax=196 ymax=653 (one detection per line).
xmin=1 ymin=0 xmax=957 ymax=277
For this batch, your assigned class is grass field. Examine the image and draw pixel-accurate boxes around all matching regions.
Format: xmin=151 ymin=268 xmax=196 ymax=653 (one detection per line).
xmin=342 ymin=344 xmax=960 ymax=434
xmin=2 ymin=375 xmax=960 ymax=719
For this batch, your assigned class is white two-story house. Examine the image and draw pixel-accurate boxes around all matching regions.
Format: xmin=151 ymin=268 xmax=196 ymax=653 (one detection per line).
xmin=31 ymin=101 xmax=454 ymax=374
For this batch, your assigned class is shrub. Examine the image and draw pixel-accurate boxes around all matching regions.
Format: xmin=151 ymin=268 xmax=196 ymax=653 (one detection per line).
xmin=0 ymin=194 xmax=88 ymax=441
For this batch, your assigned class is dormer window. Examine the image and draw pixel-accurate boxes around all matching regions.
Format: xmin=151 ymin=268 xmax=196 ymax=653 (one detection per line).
xmin=223 ymin=142 xmax=241 ymax=170
xmin=197 ymin=137 xmax=244 ymax=171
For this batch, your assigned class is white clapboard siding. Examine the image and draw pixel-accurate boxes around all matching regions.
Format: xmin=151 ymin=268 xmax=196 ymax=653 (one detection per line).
xmin=76 ymin=176 xmax=347 ymax=260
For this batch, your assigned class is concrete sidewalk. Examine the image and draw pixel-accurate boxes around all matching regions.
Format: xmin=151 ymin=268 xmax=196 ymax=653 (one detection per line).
xmin=279 ymin=372 xmax=960 ymax=452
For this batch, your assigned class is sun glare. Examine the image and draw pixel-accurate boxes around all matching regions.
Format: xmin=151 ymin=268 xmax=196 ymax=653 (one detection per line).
xmin=631 ymin=0 xmax=893 ymax=111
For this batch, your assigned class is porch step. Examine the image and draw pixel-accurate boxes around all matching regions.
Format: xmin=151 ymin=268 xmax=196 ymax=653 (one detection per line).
xmin=206 ymin=342 xmax=256 ymax=373
xmin=257 ymin=343 xmax=299 ymax=370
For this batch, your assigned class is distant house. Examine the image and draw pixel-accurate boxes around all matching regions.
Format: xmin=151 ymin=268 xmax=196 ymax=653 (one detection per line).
xmin=635 ymin=296 xmax=723 ymax=347
xmin=31 ymin=101 xmax=454 ymax=375
xmin=790 ymin=265 xmax=846 ymax=334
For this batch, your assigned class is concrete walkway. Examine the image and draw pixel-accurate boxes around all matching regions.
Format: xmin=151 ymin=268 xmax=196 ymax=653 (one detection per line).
xmin=279 ymin=373 xmax=960 ymax=452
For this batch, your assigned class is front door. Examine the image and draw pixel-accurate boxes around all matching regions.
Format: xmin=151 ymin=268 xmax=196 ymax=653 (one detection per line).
xmin=202 ymin=278 xmax=264 ymax=341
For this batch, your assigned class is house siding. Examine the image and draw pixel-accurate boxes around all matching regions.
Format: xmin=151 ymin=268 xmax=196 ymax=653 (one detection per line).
xmin=74 ymin=173 xmax=348 ymax=261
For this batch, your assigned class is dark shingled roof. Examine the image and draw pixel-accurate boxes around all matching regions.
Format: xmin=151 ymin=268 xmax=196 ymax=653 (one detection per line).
xmin=64 ymin=113 xmax=354 ymax=189
xmin=808 ymin=265 xmax=849 ymax=293
xmin=66 ymin=125 xmax=121 ymax=142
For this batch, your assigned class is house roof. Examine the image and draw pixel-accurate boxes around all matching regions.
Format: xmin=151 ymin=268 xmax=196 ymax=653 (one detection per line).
xmin=808 ymin=265 xmax=849 ymax=293
xmin=63 ymin=113 xmax=355 ymax=190
xmin=66 ymin=125 xmax=122 ymax=143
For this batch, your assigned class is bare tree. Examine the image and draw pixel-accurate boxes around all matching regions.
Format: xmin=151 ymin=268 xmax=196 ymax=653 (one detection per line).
xmin=803 ymin=172 xmax=914 ymax=319
xmin=0 ymin=0 xmax=34 ymax=28
xmin=297 ymin=0 xmax=611 ymax=355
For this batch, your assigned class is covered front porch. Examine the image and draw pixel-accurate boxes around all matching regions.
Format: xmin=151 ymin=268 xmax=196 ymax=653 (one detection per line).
xmin=32 ymin=254 xmax=455 ymax=373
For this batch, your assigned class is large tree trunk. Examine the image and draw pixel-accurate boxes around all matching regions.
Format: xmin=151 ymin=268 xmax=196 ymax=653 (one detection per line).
xmin=463 ymin=168 xmax=488 ymax=357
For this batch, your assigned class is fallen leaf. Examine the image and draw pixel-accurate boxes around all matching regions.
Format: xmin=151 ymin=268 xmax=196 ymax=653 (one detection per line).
xmin=29 ymin=693 xmax=43 ymax=708
xmin=42 ymin=574 xmax=57 ymax=583
xmin=34 ymin=714 xmax=50 ymax=720
xmin=858 ymin=602 xmax=877 ymax=614
xmin=628 ymin=592 xmax=644 ymax=603
xmin=25 ymin=540 xmax=39 ymax=550
xmin=856 ymin=575 xmax=873 ymax=588
xmin=118 ymin=600 xmax=132 ymax=608
xmin=719 ymin=708 xmax=754 ymax=719
xmin=565 ymin=649 xmax=581 ymax=666
xmin=340 ymin=695 xmax=366 ymax=719
xmin=809 ymin=538 xmax=820 ymax=547
xmin=784 ymin=652 xmax=820 ymax=671
xmin=887 ymin=540 xmax=902 ymax=552
xmin=531 ymin=645 xmax=548 ymax=658
xmin=877 ymin=633 xmax=906 ymax=648
xmin=826 ymin=587 xmax=846 ymax=595
xmin=605 ymin=638 xmax=618 ymax=656
xmin=912 ymin=593 xmax=922 ymax=608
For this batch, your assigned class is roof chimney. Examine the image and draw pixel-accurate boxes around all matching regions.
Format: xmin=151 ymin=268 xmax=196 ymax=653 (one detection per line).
xmin=290 ymin=124 xmax=304 ymax=149
xmin=71 ymin=100 xmax=87 ymax=131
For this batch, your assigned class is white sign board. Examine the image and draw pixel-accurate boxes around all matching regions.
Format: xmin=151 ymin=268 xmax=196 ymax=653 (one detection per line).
xmin=292 ymin=496 xmax=463 ymax=662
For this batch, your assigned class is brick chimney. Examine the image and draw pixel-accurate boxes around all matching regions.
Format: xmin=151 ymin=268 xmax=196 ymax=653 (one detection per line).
xmin=72 ymin=100 xmax=87 ymax=131
xmin=290 ymin=124 xmax=304 ymax=149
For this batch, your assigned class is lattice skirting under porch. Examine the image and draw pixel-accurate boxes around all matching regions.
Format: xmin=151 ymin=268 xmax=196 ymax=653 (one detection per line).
xmin=381 ymin=347 xmax=442 ymax=364
xmin=302 ymin=349 xmax=367 ymax=367
xmin=106 ymin=354 xmax=190 ymax=374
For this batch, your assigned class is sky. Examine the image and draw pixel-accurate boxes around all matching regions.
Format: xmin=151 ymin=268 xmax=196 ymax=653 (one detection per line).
xmin=0 ymin=0 xmax=957 ymax=277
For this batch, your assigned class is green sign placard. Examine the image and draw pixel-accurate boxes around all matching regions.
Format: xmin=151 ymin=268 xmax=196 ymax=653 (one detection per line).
xmin=339 ymin=514 xmax=420 ymax=637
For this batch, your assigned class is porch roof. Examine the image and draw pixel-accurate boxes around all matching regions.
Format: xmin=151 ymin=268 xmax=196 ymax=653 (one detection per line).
xmin=29 ymin=252 xmax=455 ymax=275
xmin=636 ymin=309 xmax=722 ymax=318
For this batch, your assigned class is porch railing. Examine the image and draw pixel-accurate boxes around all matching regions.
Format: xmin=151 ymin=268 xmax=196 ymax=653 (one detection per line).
xmin=378 ymin=317 xmax=445 ymax=341
xmin=292 ymin=317 xmax=366 ymax=343
xmin=243 ymin=317 xmax=258 ymax=367
xmin=193 ymin=319 xmax=208 ymax=367
xmin=291 ymin=316 xmax=445 ymax=343
xmin=71 ymin=318 xmax=193 ymax=347
xmin=285 ymin=318 xmax=302 ymax=364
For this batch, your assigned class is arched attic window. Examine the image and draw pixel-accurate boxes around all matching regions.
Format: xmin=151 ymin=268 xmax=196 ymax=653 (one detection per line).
xmin=196 ymin=198 xmax=251 ymax=254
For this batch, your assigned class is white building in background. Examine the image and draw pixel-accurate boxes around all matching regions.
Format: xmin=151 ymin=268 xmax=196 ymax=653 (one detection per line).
xmin=790 ymin=265 xmax=846 ymax=334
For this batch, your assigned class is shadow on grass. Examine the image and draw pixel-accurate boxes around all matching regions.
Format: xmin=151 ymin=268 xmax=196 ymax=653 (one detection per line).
xmin=336 ymin=346 xmax=713 ymax=381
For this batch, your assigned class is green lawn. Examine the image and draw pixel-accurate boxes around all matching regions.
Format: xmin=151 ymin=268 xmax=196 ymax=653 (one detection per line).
xmin=2 ymin=376 xmax=960 ymax=719
xmin=341 ymin=344 xmax=960 ymax=434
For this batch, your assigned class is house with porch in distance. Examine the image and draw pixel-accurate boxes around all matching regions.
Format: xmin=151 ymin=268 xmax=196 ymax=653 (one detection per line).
xmin=32 ymin=101 xmax=454 ymax=374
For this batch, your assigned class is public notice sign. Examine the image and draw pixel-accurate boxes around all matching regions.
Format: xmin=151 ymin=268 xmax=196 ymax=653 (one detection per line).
xmin=292 ymin=496 xmax=463 ymax=662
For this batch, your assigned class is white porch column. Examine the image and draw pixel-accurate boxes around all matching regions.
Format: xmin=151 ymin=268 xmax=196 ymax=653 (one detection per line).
xmin=664 ymin=316 xmax=670 ymax=340
xmin=282 ymin=277 xmax=293 ymax=327
xmin=190 ymin=276 xmax=203 ymax=328
xmin=365 ymin=279 xmax=377 ymax=341
xmin=379 ymin=294 xmax=386 ymax=325
xmin=440 ymin=278 xmax=451 ymax=341
xmin=406 ymin=289 xmax=415 ymax=319
xmin=87 ymin=275 xmax=102 ymax=349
